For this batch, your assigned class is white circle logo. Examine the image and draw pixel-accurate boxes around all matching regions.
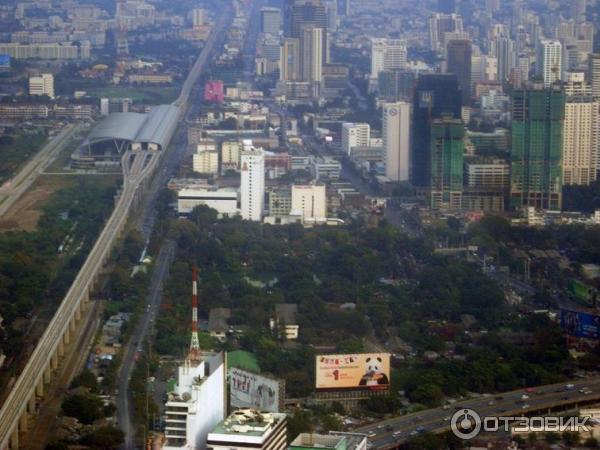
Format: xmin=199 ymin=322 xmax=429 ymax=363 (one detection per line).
xmin=451 ymin=408 xmax=482 ymax=440
xmin=389 ymin=108 xmax=398 ymax=116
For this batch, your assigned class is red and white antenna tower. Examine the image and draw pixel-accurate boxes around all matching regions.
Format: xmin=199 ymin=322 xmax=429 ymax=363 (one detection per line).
xmin=189 ymin=267 xmax=201 ymax=362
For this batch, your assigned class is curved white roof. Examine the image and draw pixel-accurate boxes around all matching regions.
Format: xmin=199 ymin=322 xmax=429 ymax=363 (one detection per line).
xmin=88 ymin=104 xmax=180 ymax=149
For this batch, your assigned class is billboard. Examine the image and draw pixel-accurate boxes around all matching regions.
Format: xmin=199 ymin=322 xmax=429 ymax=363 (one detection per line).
xmin=568 ymin=279 xmax=597 ymax=306
xmin=315 ymin=353 xmax=391 ymax=391
xmin=560 ymin=309 xmax=600 ymax=340
xmin=229 ymin=368 xmax=284 ymax=413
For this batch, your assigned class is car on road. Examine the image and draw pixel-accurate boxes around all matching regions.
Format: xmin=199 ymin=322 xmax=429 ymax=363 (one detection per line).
xmin=367 ymin=432 xmax=376 ymax=438
xmin=565 ymin=383 xmax=575 ymax=390
xmin=521 ymin=394 xmax=529 ymax=400
xmin=521 ymin=403 xmax=530 ymax=409
xmin=580 ymin=387 xmax=592 ymax=395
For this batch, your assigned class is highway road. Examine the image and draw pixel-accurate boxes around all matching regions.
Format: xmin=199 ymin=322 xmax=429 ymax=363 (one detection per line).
xmin=0 ymin=123 xmax=80 ymax=217
xmin=357 ymin=376 xmax=600 ymax=448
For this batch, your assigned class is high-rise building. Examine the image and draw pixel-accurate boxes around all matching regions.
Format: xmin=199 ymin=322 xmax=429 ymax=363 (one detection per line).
xmin=283 ymin=0 xmax=295 ymax=36
xmin=588 ymin=53 xmax=600 ymax=99
xmin=192 ymin=8 xmax=205 ymax=27
xmin=377 ymin=69 xmax=417 ymax=101
xmin=291 ymin=0 xmax=328 ymax=64
xmin=383 ymin=102 xmax=411 ymax=182
xmin=280 ymin=38 xmax=301 ymax=81
xmin=536 ymin=39 xmax=562 ymax=87
xmin=370 ymin=38 xmax=407 ymax=79
xmin=29 ymin=73 xmax=54 ymax=99
xmin=162 ymin=354 xmax=226 ymax=450
xmin=429 ymin=117 xmax=464 ymax=210
xmin=510 ymin=83 xmax=565 ymax=210
xmin=240 ymin=141 xmax=265 ymax=221
xmin=301 ymin=26 xmax=323 ymax=89
xmin=291 ymin=184 xmax=327 ymax=223
xmin=260 ymin=7 xmax=282 ymax=35
xmin=429 ymin=13 xmax=464 ymax=53
xmin=341 ymin=122 xmax=370 ymax=155
xmin=491 ymin=36 xmax=516 ymax=83
xmin=562 ymin=72 xmax=598 ymax=186
xmin=412 ymin=74 xmax=462 ymax=187
xmin=446 ymin=39 xmax=472 ymax=105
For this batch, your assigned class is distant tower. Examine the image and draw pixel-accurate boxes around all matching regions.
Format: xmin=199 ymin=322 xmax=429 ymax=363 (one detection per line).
xmin=115 ymin=0 xmax=129 ymax=56
xmin=189 ymin=267 xmax=201 ymax=362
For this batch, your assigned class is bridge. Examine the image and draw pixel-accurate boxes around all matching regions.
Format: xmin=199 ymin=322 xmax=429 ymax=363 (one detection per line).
xmin=0 ymin=5 xmax=231 ymax=448
xmin=357 ymin=376 xmax=600 ymax=449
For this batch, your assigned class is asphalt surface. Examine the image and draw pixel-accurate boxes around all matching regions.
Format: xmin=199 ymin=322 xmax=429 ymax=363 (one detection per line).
xmin=358 ymin=377 xmax=600 ymax=448
xmin=117 ymin=239 xmax=175 ymax=449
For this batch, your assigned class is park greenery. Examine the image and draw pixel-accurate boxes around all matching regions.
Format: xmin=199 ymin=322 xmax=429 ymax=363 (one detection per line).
xmin=0 ymin=128 xmax=46 ymax=182
xmin=153 ymin=206 xmax=575 ymax=408
xmin=0 ymin=179 xmax=117 ymax=384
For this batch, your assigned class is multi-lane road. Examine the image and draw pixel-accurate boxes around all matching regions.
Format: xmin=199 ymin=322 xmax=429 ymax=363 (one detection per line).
xmin=0 ymin=123 xmax=80 ymax=217
xmin=358 ymin=376 xmax=600 ymax=448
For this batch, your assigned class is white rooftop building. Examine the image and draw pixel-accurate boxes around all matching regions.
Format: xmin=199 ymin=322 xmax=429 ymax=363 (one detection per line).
xmin=163 ymin=354 xmax=226 ymax=450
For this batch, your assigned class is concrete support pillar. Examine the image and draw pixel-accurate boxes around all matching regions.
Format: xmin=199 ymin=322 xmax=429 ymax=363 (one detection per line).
xmin=63 ymin=327 xmax=71 ymax=345
xmin=57 ymin=340 xmax=65 ymax=358
xmin=28 ymin=396 xmax=36 ymax=414
xmin=18 ymin=412 xmax=27 ymax=433
xmin=9 ymin=429 xmax=18 ymax=450
xmin=69 ymin=318 xmax=75 ymax=334
xmin=51 ymin=351 xmax=59 ymax=370
xmin=35 ymin=379 xmax=43 ymax=398
xmin=44 ymin=366 xmax=51 ymax=384
xmin=75 ymin=304 xmax=81 ymax=321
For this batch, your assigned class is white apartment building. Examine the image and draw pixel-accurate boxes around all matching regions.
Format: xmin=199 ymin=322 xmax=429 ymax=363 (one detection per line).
xmin=206 ymin=410 xmax=287 ymax=450
xmin=341 ymin=122 xmax=370 ymax=155
xmin=29 ymin=73 xmax=54 ymax=99
xmin=370 ymin=38 xmax=407 ymax=79
xmin=536 ymin=39 xmax=562 ymax=87
xmin=563 ymin=72 xmax=598 ymax=185
xmin=382 ymin=102 xmax=410 ymax=182
xmin=163 ymin=354 xmax=226 ymax=450
xmin=240 ymin=141 xmax=265 ymax=221
xmin=291 ymin=184 xmax=327 ymax=224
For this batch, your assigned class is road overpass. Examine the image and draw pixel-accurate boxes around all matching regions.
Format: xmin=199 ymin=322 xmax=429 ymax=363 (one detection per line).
xmin=357 ymin=376 xmax=600 ymax=448
xmin=0 ymin=6 xmax=231 ymax=449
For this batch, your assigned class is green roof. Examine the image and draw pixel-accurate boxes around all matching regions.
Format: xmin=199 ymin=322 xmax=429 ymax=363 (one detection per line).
xmin=227 ymin=350 xmax=261 ymax=373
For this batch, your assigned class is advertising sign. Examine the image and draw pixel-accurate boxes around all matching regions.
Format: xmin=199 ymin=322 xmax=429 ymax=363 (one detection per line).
xmin=229 ymin=368 xmax=284 ymax=413
xmin=560 ymin=309 xmax=600 ymax=340
xmin=315 ymin=353 xmax=391 ymax=391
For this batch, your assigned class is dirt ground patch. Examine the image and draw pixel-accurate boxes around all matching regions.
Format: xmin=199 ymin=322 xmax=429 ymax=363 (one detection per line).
xmin=0 ymin=176 xmax=73 ymax=232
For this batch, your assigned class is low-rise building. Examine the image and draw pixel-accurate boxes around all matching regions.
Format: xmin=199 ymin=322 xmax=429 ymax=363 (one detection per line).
xmin=206 ymin=409 xmax=287 ymax=450
xmin=177 ymin=188 xmax=239 ymax=218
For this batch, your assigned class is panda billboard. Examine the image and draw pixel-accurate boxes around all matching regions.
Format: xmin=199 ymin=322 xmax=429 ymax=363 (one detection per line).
xmin=229 ymin=368 xmax=284 ymax=413
xmin=315 ymin=353 xmax=391 ymax=391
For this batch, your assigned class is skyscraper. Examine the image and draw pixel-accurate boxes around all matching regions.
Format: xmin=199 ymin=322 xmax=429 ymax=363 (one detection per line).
xmin=260 ymin=7 xmax=282 ymax=35
xmin=536 ymin=39 xmax=562 ymax=87
xmin=492 ymin=36 xmax=516 ymax=82
xmin=562 ymin=72 xmax=598 ymax=186
xmin=383 ymin=102 xmax=411 ymax=182
xmin=412 ymin=74 xmax=462 ymax=187
xmin=301 ymin=26 xmax=323 ymax=91
xmin=429 ymin=13 xmax=464 ymax=53
xmin=429 ymin=117 xmax=464 ymax=210
xmin=510 ymin=83 xmax=565 ymax=210
xmin=241 ymin=142 xmax=265 ymax=221
xmin=572 ymin=0 xmax=587 ymax=23
xmin=280 ymin=38 xmax=301 ymax=81
xmin=291 ymin=0 xmax=328 ymax=63
xmin=446 ymin=39 xmax=472 ymax=105
xmin=588 ymin=53 xmax=600 ymax=99
xmin=370 ymin=38 xmax=407 ymax=79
